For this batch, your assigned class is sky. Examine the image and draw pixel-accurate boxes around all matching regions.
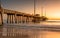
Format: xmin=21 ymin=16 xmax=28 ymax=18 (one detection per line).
xmin=1 ymin=0 xmax=60 ymax=20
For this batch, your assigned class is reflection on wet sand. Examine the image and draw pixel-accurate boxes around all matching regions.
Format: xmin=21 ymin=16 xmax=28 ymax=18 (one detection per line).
xmin=1 ymin=27 xmax=60 ymax=38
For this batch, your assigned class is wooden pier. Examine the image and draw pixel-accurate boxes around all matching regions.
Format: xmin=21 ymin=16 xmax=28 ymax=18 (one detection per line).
xmin=0 ymin=7 xmax=41 ymax=25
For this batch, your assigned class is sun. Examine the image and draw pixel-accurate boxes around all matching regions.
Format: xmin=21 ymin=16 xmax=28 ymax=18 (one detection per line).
xmin=52 ymin=12 xmax=60 ymax=18
xmin=46 ymin=12 xmax=60 ymax=20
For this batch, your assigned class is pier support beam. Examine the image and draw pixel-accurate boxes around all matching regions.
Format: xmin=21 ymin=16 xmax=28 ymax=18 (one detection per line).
xmin=0 ymin=14 xmax=1 ymax=21
xmin=2 ymin=9 xmax=7 ymax=36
